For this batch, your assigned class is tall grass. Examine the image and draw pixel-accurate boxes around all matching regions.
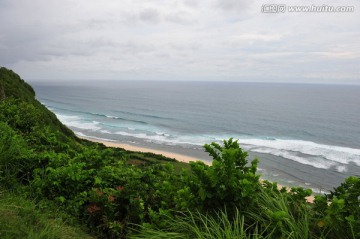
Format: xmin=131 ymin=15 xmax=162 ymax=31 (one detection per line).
xmin=0 ymin=189 xmax=93 ymax=239
xmin=247 ymin=189 xmax=313 ymax=239
xmin=131 ymin=189 xmax=331 ymax=239
xmin=130 ymin=208 xmax=271 ymax=239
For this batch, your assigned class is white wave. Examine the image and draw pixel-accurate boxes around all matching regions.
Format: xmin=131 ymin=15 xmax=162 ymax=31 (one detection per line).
xmin=311 ymin=187 xmax=330 ymax=194
xmin=252 ymin=147 xmax=336 ymax=169
xmin=56 ymin=114 xmax=80 ymax=121
xmin=74 ymin=131 xmax=86 ymax=137
xmin=114 ymin=131 xmax=210 ymax=146
xmin=115 ymin=131 xmax=146 ymax=137
xmin=56 ymin=113 xmax=101 ymax=131
xmin=238 ymin=138 xmax=360 ymax=167
xmin=106 ymin=115 xmax=119 ymax=119
xmin=97 ymin=131 xmax=359 ymax=172
xmin=115 ymin=131 xmax=170 ymax=144
xmin=336 ymin=165 xmax=348 ymax=173
xmin=156 ymin=131 xmax=170 ymax=137
xmin=100 ymin=130 xmax=111 ymax=134
xmin=55 ymin=111 xmax=360 ymax=172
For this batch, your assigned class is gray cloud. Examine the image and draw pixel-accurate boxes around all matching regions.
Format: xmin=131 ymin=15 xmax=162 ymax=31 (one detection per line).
xmin=182 ymin=0 xmax=201 ymax=9
xmin=0 ymin=0 xmax=359 ymax=84
xmin=165 ymin=11 xmax=195 ymax=25
xmin=216 ymin=0 xmax=254 ymax=13
xmin=139 ymin=8 xmax=160 ymax=24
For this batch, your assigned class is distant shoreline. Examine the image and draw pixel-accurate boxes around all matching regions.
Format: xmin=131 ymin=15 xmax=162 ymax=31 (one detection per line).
xmin=81 ymin=136 xmax=211 ymax=165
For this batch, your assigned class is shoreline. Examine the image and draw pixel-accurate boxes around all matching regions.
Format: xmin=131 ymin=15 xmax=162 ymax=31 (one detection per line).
xmin=82 ymin=137 xmax=211 ymax=165
xmin=82 ymin=136 xmax=315 ymax=202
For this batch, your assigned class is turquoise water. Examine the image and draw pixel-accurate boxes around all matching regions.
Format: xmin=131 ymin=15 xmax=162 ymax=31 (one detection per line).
xmin=32 ymin=81 xmax=360 ymax=191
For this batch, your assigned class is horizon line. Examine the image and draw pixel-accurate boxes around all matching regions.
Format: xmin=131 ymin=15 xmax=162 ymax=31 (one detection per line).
xmin=27 ymin=78 xmax=360 ymax=86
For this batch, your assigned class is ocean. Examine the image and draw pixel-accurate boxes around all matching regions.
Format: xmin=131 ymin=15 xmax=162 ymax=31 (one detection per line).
xmin=32 ymin=81 xmax=360 ymax=192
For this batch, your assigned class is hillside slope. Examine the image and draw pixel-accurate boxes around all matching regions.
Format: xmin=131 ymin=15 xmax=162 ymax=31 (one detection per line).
xmin=0 ymin=66 xmax=189 ymax=238
xmin=0 ymin=67 xmax=78 ymax=142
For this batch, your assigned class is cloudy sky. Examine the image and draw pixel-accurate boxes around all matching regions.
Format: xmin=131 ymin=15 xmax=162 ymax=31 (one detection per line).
xmin=0 ymin=0 xmax=359 ymax=83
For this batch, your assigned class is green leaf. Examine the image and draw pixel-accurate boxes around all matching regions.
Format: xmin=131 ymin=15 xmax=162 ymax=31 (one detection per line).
xmin=58 ymin=196 xmax=66 ymax=203
xmin=199 ymin=188 xmax=207 ymax=201
xmin=94 ymin=176 xmax=102 ymax=185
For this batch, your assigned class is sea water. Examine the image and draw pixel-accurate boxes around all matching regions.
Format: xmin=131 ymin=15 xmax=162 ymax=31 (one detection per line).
xmin=32 ymin=81 xmax=360 ymax=192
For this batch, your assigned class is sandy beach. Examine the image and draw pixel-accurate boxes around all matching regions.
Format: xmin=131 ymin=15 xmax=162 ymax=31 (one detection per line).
xmin=83 ymin=137 xmax=211 ymax=165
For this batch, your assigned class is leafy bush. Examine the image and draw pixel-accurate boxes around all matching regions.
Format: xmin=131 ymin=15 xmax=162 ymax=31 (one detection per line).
xmin=0 ymin=98 xmax=43 ymax=134
xmin=180 ymin=138 xmax=261 ymax=214
xmin=314 ymin=176 xmax=360 ymax=239
xmin=0 ymin=122 xmax=32 ymax=187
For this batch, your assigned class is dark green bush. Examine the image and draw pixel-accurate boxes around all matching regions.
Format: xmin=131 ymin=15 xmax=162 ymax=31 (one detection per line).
xmin=0 ymin=122 xmax=32 ymax=187
xmin=180 ymin=138 xmax=261 ymax=214
xmin=314 ymin=176 xmax=360 ymax=239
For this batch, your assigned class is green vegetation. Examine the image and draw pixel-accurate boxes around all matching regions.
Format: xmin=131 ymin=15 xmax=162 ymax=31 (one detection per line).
xmin=131 ymin=209 xmax=266 ymax=239
xmin=0 ymin=67 xmax=359 ymax=238
xmin=0 ymin=189 xmax=93 ymax=239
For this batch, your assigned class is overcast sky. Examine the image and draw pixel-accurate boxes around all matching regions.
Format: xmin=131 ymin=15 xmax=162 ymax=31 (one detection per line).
xmin=0 ymin=0 xmax=359 ymax=83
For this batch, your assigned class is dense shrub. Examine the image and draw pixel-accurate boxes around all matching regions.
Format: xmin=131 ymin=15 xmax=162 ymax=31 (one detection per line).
xmin=313 ymin=176 xmax=360 ymax=239
xmin=0 ymin=122 xmax=32 ymax=187
xmin=180 ymin=139 xmax=261 ymax=214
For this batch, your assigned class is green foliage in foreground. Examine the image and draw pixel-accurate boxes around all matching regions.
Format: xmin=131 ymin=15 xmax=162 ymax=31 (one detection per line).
xmin=132 ymin=180 xmax=359 ymax=239
xmin=178 ymin=139 xmax=261 ymax=214
xmin=1 ymin=67 xmax=359 ymax=238
xmin=0 ymin=122 xmax=30 ymax=187
xmin=313 ymin=176 xmax=360 ymax=239
xmin=131 ymin=209 xmax=268 ymax=239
